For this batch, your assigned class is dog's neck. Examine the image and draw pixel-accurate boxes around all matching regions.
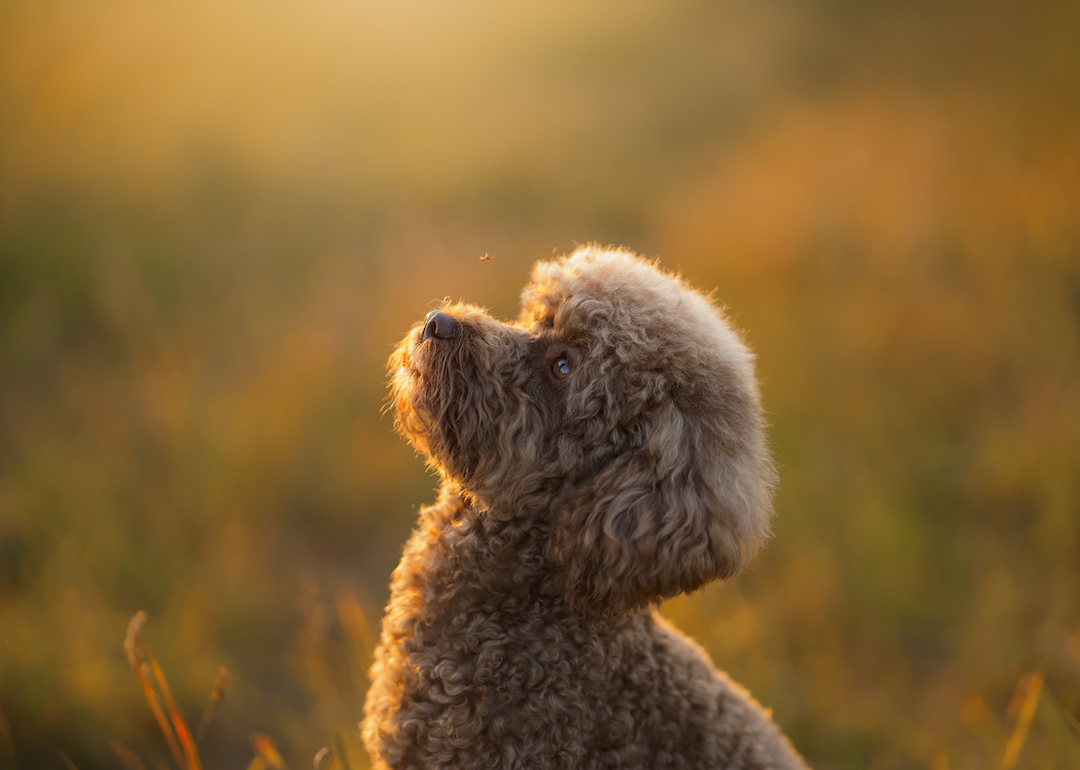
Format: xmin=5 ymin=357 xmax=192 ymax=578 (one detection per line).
xmin=393 ymin=481 xmax=606 ymax=624
xmin=429 ymin=482 xmax=552 ymax=573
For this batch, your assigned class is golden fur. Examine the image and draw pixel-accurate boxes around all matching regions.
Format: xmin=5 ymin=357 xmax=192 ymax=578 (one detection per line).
xmin=363 ymin=246 xmax=808 ymax=769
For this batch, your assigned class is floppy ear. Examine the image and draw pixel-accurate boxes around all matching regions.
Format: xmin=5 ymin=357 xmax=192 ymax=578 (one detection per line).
xmin=546 ymin=397 xmax=775 ymax=614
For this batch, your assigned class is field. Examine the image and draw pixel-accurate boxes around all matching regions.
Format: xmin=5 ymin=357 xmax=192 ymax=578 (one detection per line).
xmin=1 ymin=1 xmax=1078 ymax=768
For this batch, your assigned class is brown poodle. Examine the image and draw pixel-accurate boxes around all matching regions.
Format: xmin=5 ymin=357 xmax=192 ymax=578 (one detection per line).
xmin=362 ymin=246 xmax=808 ymax=769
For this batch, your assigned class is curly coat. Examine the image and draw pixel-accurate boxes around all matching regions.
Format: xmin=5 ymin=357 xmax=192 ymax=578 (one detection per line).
xmin=362 ymin=246 xmax=808 ymax=770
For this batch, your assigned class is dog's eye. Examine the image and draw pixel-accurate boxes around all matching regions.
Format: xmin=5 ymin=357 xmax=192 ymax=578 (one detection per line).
xmin=552 ymin=357 xmax=572 ymax=379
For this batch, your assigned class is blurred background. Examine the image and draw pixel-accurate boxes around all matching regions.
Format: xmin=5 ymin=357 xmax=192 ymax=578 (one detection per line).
xmin=1 ymin=0 xmax=1078 ymax=768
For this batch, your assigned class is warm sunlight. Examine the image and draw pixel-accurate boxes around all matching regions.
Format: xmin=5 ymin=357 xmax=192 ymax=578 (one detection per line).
xmin=1 ymin=0 xmax=1078 ymax=768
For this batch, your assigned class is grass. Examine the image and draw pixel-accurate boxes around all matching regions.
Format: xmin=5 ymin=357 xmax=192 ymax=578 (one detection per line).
xmin=112 ymin=611 xmax=360 ymax=770
xmin=0 ymin=1 xmax=1078 ymax=767
xmin=42 ymin=610 xmax=1069 ymax=769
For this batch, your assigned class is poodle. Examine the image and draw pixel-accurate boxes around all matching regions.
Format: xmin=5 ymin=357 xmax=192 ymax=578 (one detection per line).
xmin=362 ymin=246 xmax=808 ymax=770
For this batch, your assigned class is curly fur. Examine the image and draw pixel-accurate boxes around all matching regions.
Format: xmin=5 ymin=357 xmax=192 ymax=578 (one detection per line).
xmin=363 ymin=246 xmax=808 ymax=769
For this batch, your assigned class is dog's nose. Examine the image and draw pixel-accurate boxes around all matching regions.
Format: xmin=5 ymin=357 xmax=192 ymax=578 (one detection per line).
xmin=424 ymin=310 xmax=460 ymax=341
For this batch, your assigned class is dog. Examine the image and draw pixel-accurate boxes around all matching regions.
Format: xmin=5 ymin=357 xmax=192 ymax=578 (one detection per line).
xmin=362 ymin=246 xmax=808 ymax=769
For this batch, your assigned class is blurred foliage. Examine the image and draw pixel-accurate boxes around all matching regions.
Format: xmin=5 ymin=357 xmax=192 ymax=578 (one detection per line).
xmin=1 ymin=0 xmax=1078 ymax=768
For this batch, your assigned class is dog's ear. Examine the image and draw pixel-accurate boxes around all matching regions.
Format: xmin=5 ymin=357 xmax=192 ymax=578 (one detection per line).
xmin=547 ymin=393 xmax=775 ymax=613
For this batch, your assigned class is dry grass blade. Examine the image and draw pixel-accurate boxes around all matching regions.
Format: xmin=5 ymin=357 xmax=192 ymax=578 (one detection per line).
xmin=332 ymin=732 xmax=351 ymax=770
xmin=1001 ymin=672 xmax=1043 ymax=770
xmin=0 ymin=706 xmax=15 ymax=767
xmin=1064 ymin=707 xmax=1080 ymax=736
xmin=336 ymin=593 xmax=375 ymax=659
xmin=196 ymin=666 xmax=228 ymax=746
xmin=143 ymin=646 xmax=203 ymax=770
xmin=244 ymin=758 xmax=269 ymax=770
xmin=313 ymin=747 xmax=336 ymax=770
xmin=126 ymin=612 xmax=186 ymax=769
xmin=110 ymin=740 xmax=150 ymax=770
xmin=55 ymin=748 xmax=79 ymax=770
xmin=251 ymin=733 xmax=287 ymax=769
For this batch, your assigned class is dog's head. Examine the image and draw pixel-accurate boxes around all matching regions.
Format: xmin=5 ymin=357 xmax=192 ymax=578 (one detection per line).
xmin=389 ymin=246 xmax=776 ymax=612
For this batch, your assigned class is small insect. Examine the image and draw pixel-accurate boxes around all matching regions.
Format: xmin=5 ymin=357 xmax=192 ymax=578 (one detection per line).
xmin=480 ymin=253 xmax=492 ymax=262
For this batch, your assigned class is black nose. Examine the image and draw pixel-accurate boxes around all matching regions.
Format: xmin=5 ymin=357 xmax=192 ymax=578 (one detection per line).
xmin=424 ymin=310 xmax=460 ymax=341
